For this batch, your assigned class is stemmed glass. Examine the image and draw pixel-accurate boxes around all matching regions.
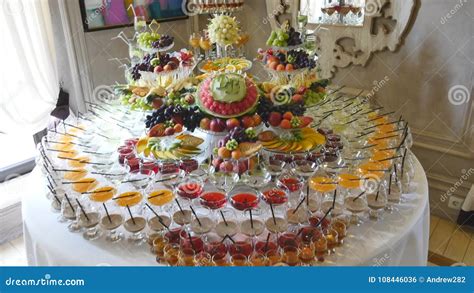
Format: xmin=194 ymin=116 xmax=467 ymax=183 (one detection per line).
xmin=134 ymin=15 xmax=147 ymax=34
xmin=309 ymin=175 xmax=340 ymax=216
xmin=208 ymin=164 xmax=239 ymax=194
xmin=241 ymin=155 xmax=272 ymax=189
xmin=114 ymin=184 xmax=145 ymax=245
xmin=199 ymin=32 xmax=212 ymax=60
xmin=76 ymin=200 xmax=102 ymax=241
xmin=100 ymin=202 xmax=124 ymax=243
xmin=215 ymin=208 xmax=239 ymax=238
xmin=189 ymin=32 xmax=201 ymax=58
xmin=263 ymin=157 xmax=286 ymax=182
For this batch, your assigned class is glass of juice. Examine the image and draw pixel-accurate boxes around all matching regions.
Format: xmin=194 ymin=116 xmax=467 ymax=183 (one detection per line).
xmin=176 ymin=177 xmax=204 ymax=200
xmin=100 ymin=202 xmax=124 ymax=243
xmin=229 ymin=186 xmax=259 ymax=211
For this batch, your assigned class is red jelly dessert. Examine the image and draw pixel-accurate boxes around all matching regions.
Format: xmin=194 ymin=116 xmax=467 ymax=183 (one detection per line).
xmin=180 ymin=231 xmax=204 ymax=253
xmin=177 ymin=182 xmax=203 ymax=199
xmin=255 ymin=240 xmax=278 ymax=254
xmin=278 ymin=232 xmax=300 ymax=248
xmin=261 ymin=188 xmax=288 ymax=205
xmin=228 ymin=241 xmax=253 ymax=257
xmin=230 ymin=193 xmax=259 ymax=211
xmin=299 ymin=226 xmax=322 ymax=244
xmin=205 ymin=241 xmax=228 ymax=258
xmin=278 ymin=177 xmax=303 ymax=192
xmin=164 ymin=228 xmax=182 ymax=244
xmin=179 ymin=159 xmax=199 ymax=173
xmin=309 ymin=216 xmax=331 ymax=231
xmin=200 ymin=192 xmax=227 ymax=209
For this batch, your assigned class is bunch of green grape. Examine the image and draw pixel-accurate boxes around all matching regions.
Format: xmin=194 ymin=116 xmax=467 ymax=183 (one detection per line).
xmin=266 ymin=30 xmax=289 ymax=47
xmin=137 ymin=32 xmax=161 ymax=48
xmin=165 ymin=90 xmax=195 ymax=107
xmin=304 ymin=90 xmax=326 ymax=107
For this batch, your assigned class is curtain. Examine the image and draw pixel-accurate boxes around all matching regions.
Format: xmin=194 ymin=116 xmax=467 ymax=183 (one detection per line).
xmin=0 ymin=0 xmax=59 ymax=135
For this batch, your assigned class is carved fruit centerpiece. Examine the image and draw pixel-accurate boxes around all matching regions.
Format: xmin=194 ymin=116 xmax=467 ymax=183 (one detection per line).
xmin=197 ymin=73 xmax=258 ymax=118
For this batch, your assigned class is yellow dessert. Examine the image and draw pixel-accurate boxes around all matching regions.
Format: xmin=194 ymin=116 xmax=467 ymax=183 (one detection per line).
xmin=63 ymin=169 xmax=88 ymax=181
xmin=148 ymin=189 xmax=174 ymax=206
xmin=68 ymin=156 xmax=90 ymax=168
xmin=115 ymin=191 xmax=143 ymax=207
xmin=72 ymin=178 xmax=98 ymax=193
xmin=309 ymin=176 xmax=337 ymax=193
xmin=57 ymin=149 xmax=78 ymax=159
xmin=338 ymin=173 xmax=361 ymax=189
xmin=89 ymin=186 xmax=116 ymax=202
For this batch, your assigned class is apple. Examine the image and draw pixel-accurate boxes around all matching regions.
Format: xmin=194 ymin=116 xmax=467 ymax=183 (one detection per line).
xmin=219 ymin=161 xmax=234 ymax=173
xmin=268 ymin=112 xmax=282 ymax=127
xmin=292 ymin=94 xmax=304 ymax=104
xmin=164 ymin=127 xmax=175 ymax=136
xmin=226 ymin=118 xmax=240 ymax=130
xmin=154 ymin=66 xmax=164 ymax=73
xmin=212 ymin=158 xmax=223 ymax=170
xmin=233 ymin=160 xmax=247 ymax=175
xmin=241 ymin=116 xmax=255 ymax=128
xmin=152 ymin=98 xmax=163 ymax=109
xmin=199 ymin=118 xmax=211 ymax=130
xmin=172 ymin=115 xmax=184 ymax=125
xmin=296 ymin=86 xmax=307 ymax=95
xmin=210 ymin=118 xmax=226 ymax=132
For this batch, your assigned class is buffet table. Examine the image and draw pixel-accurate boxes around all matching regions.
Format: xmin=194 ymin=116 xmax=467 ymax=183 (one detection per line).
xmin=23 ymin=155 xmax=429 ymax=266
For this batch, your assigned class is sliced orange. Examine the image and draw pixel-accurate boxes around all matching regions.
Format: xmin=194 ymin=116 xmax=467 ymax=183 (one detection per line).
xmin=148 ymin=189 xmax=174 ymax=206
xmin=72 ymin=178 xmax=98 ymax=193
xmin=68 ymin=156 xmax=90 ymax=168
xmin=338 ymin=173 xmax=361 ymax=189
xmin=309 ymin=176 xmax=337 ymax=193
xmin=89 ymin=186 xmax=116 ymax=202
xmin=63 ymin=169 xmax=88 ymax=181
xmin=115 ymin=191 xmax=143 ymax=207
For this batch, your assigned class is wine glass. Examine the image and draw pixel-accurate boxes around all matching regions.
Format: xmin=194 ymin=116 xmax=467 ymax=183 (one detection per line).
xmin=134 ymin=16 xmax=147 ymax=34
xmin=199 ymin=32 xmax=212 ymax=60
xmin=215 ymin=208 xmax=239 ymax=238
xmin=189 ymin=206 xmax=215 ymax=235
xmin=77 ymin=200 xmax=102 ymax=241
xmin=100 ymin=202 xmax=124 ymax=243
xmin=189 ymin=32 xmax=201 ymax=58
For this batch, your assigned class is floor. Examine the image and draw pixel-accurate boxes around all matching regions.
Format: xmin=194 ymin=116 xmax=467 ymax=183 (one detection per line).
xmin=428 ymin=215 xmax=473 ymax=266
xmin=0 ymin=235 xmax=27 ymax=266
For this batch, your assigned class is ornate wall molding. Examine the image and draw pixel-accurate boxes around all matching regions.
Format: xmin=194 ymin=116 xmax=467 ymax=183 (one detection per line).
xmin=265 ymin=0 xmax=418 ymax=79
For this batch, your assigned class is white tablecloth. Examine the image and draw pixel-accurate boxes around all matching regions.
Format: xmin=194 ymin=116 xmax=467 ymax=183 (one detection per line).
xmin=23 ymin=156 xmax=429 ymax=266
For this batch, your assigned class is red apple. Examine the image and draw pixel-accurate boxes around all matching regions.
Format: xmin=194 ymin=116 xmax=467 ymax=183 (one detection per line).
xmin=241 ymin=116 xmax=255 ymax=128
xmin=219 ymin=161 xmax=234 ymax=173
xmin=233 ymin=160 xmax=248 ymax=175
xmin=199 ymin=118 xmax=211 ymax=130
xmin=268 ymin=112 xmax=282 ymax=127
xmin=226 ymin=118 xmax=240 ymax=130
xmin=292 ymin=94 xmax=304 ymax=104
xmin=210 ymin=118 xmax=226 ymax=132
xmin=163 ymin=64 xmax=173 ymax=71
xmin=154 ymin=65 xmax=164 ymax=73
xmin=164 ymin=127 xmax=175 ymax=136
xmin=152 ymin=98 xmax=163 ymax=109
xmin=212 ymin=158 xmax=223 ymax=169
xmin=296 ymin=86 xmax=307 ymax=95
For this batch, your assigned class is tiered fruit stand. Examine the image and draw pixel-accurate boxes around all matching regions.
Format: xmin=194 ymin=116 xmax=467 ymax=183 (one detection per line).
xmin=34 ymin=7 xmax=421 ymax=267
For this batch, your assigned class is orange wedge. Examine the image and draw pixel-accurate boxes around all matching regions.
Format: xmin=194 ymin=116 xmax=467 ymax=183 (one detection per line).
xmin=89 ymin=186 xmax=116 ymax=202
xmin=63 ymin=169 xmax=88 ymax=181
xmin=309 ymin=176 xmax=337 ymax=193
xmin=115 ymin=191 xmax=143 ymax=207
xmin=68 ymin=156 xmax=90 ymax=168
xmin=338 ymin=173 xmax=361 ymax=189
xmin=72 ymin=178 xmax=98 ymax=193
xmin=148 ymin=189 xmax=174 ymax=206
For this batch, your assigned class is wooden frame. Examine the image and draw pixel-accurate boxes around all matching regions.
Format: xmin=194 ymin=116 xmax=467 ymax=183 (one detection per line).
xmin=79 ymin=0 xmax=188 ymax=33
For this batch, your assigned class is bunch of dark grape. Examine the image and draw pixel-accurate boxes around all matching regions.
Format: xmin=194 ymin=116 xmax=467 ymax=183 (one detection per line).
xmin=152 ymin=35 xmax=174 ymax=49
xmin=288 ymin=50 xmax=316 ymax=69
xmin=287 ymin=27 xmax=302 ymax=46
xmin=256 ymin=96 xmax=274 ymax=126
xmin=182 ymin=106 xmax=204 ymax=132
xmin=145 ymin=105 xmax=168 ymax=128
xmin=275 ymin=102 xmax=306 ymax=117
xmin=159 ymin=53 xmax=171 ymax=65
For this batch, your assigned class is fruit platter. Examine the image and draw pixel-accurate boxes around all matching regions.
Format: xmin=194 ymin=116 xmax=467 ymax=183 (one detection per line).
xmin=136 ymin=133 xmax=204 ymax=160
xmin=266 ymin=21 xmax=304 ymax=50
xmin=198 ymin=57 xmax=252 ymax=73
xmin=136 ymin=20 xmax=175 ymax=54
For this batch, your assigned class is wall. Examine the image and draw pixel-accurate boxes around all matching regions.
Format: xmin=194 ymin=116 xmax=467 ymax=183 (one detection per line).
xmin=331 ymin=0 xmax=474 ymax=222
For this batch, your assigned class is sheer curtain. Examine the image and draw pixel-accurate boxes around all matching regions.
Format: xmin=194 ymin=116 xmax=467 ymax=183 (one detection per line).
xmin=0 ymin=0 xmax=59 ymax=135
